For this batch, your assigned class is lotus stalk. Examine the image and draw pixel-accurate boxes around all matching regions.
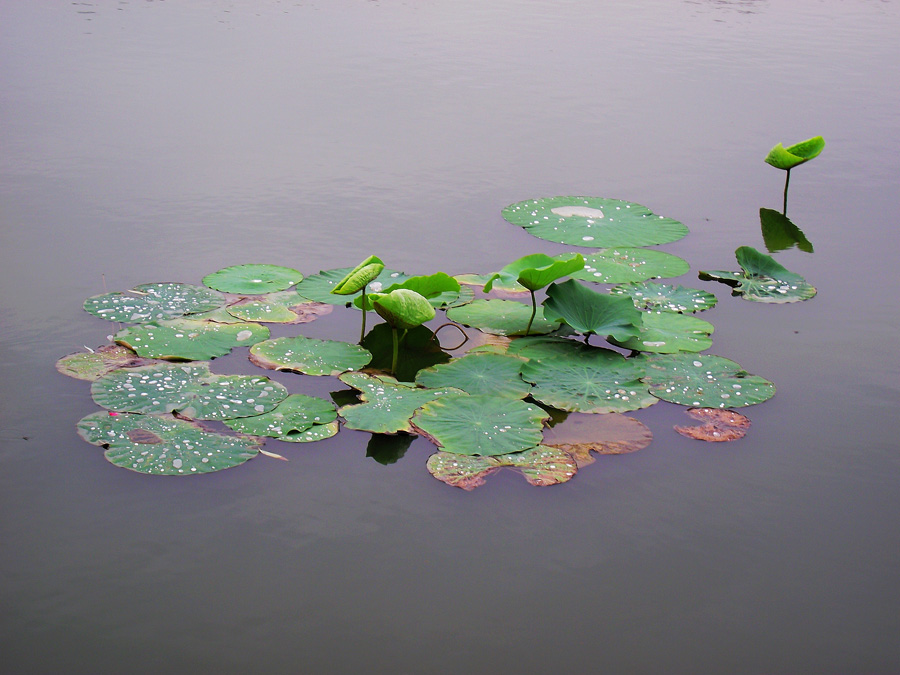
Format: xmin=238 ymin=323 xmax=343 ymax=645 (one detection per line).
xmin=764 ymin=136 xmax=825 ymax=214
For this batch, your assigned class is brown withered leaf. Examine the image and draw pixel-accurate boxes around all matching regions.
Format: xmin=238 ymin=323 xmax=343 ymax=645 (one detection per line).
xmin=542 ymin=412 xmax=652 ymax=467
xmin=674 ymin=407 xmax=751 ymax=442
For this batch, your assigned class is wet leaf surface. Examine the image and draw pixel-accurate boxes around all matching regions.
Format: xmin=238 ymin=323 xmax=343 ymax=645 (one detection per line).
xmin=426 ymin=446 xmax=577 ymax=490
xmin=202 ymin=264 xmax=304 ymax=294
xmin=226 ymin=292 xmax=333 ymax=324
xmin=250 ymin=336 xmax=372 ymax=376
xmin=699 ymin=246 xmax=816 ymax=303
xmin=84 ymin=283 xmax=225 ymax=323
xmin=415 ymin=353 xmax=531 ymax=399
xmin=610 ymin=282 xmax=718 ymax=313
xmin=610 ymin=311 xmax=714 ymax=353
xmin=674 ymin=407 xmax=751 ymax=442
xmin=56 ymin=344 xmax=159 ymax=381
xmin=565 ymin=248 xmax=689 ymax=284
xmin=542 ymin=412 xmax=652 ymax=466
xmin=223 ymin=393 xmax=338 ymax=442
xmin=446 ymin=299 xmax=557 ymax=336
xmin=115 ymin=319 xmax=269 ymax=360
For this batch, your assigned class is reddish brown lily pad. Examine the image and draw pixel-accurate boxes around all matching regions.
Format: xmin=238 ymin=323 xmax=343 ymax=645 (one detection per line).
xmin=426 ymin=446 xmax=577 ymax=491
xmin=542 ymin=412 xmax=653 ymax=466
xmin=674 ymin=407 xmax=751 ymax=442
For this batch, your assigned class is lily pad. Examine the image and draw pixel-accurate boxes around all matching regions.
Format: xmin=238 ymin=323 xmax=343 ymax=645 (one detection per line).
xmin=542 ymin=412 xmax=653 ymax=467
xmin=91 ymin=362 xmax=288 ymax=419
xmin=565 ymin=248 xmax=690 ymax=284
xmin=610 ymin=282 xmax=718 ymax=313
xmin=415 ymin=353 xmax=531 ymax=399
xmin=764 ymin=136 xmax=825 ymax=170
xmin=542 ymin=279 xmax=643 ymax=340
xmin=699 ymin=246 xmax=816 ymax=303
xmin=115 ymin=319 xmax=269 ymax=360
xmin=295 ymin=267 xmax=409 ymax=305
xmin=226 ymin=292 xmax=333 ymax=324
xmin=250 ymin=336 xmax=372 ymax=376
xmin=455 ymin=273 xmax=528 ymax=296
xmin=84 ymin=283 xmax=226 ymax=323
xmin=446 ymin=299 xmax=558 ymax=336
xmin=56 ymin=344 xmax=158 ymax=381
xmin=610 ymin=311 xmax=714 ymax=354
xmin=223 ymin=393 xmax=338 ymax=442
xmin=674 ymin=407 xmax=751 ymax=442
xmin=202 ymin=264 xmax=304 ymax=294
xmin=503 ymin=196 xmax=690 ymax=248
xmin=426 ymin=446 xmax=577 ymax=490
xmin=639 ymin=353 xmax=775 ymax=408
xmin=77 ymin=411 xmax=260 ymax=475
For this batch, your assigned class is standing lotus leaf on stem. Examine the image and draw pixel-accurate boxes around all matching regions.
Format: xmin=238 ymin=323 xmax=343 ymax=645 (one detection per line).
xmin=764 ymin=136 xmax=824 ymax=213
xmin=330 ymin=255 xmax=385 ymax=342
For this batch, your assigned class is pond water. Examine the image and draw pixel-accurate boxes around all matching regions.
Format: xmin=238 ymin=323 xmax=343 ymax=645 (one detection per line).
xmin=2 ymin=1 xmax=899 ymax=672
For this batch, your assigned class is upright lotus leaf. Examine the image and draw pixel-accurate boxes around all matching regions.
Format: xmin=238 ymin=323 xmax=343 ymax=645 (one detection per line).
xmin=675 ymin=407 xmax=751 ymax=442
xmin=566 ymin=248 xmax=690 ymax=284
xmin=223 ymin=393 xmax=338 ymax=442
xmin=542 ymin=279 xmax=643 ymax=341
xmin=520 ymin=344 xmax=657 ymax=414
xmin=764 ymin=136 xmax=825 ymax=170
xmin=415 ymin=353 xmax=531 ymax=399
xmin=412 ymin=395 xmax=549 ymax=456
xmin=56 ymin=344 xmax=158 ymax=381
xmin=502 ymin=196 xmax=689 ymax=248
xmin=367 ymin=433 xmax=416 ymax=465
xmin=338 ymin=372 xmax=464 ymax=434
xmin=84 ymin=282 xmax=226 ymax=323
xmin=610 ymin=282 xmax=718 ymax=313
xmin=426 ymin=446 xmax=577 ymax=490
xmin=91 ymin=362 xmax=288 ymax=419
xmin=331 ymin=255 xmax=385 ymax=295
xmin=294 ymin=266 xmax=409 ymax=305
xmin=250 ymin=336 xmax=372 ymax=376
xmin=356 ymin=272 xmax=462 ymax=310
xmin=446 ymin=299 xmax=557 ymax=336
xmin=226 ymin=291 xmax=333 ymax=324
xmin=760 ymin=208 xmax=813 ymax=253
xmin=542 ymin=412 xmax=653 ymax=467
xmin=361 ymin=324 xmax=451 ymax=382
xmin=639 ymin=353 xmax=776 ymax=408
xmin=370 ymin=289 xmax=436 ymax=330
xmin=77 ymin=411 xmax=261 ymax=475
xmin=202 ymin=264 xmax=304 ymax=294
xmin=699 ymin=246 xmax=816 ymax=303
xmin=610 ymin=311 xmax=714 ymax=354
xmin=115 ymin=319 xmax=269 ymax=360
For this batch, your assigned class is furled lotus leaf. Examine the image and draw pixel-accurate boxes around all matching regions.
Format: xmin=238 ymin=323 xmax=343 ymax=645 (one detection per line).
xmin=542 ymin=412 xmax=653 ymax=467
xmin=503 ymin=196 xmax=689 ymax=248
xmin=331 ymin=255 xmax=385 ymax=295
xmin=542 ymin=280 xmax=643 ymax=340
xmin=84 ymin=283 xmax=226 ymax=323
xmin=202 ymin=264 xmax=304 ymax=294
xmin=674 ymin=407 xmax=751 ymax=442
xmin=426 ymin=446 xmax=577 ymax=490
xmin=295 ymin=266 xmax=409 ymax=305
xmin=415 ymin=353 xmax=531 ymax=399
xmin=115 ymin=319 xmax=269 ymax=360
xmin=565 ymin=248 xmax=689 ymax=284
xmin=483 ymin=253 xmax=584 ymax=293
xmin=699 ymin=246 xmax=816 ymax=303
xmin=411 ymin=395 xmax=549 ymax=456
xmin=226 ymin=291 xmax=333 ymax=324
xmin=759 ymin=208 xmax=813 ymax=253
xmin=519 ymin=343 xmax=657 ymax=414
xmin=56 ymin=344 xmax=158 ymax=381
xmin=91 ymin=362 xmax=288 ymax=419
xmin=338 ymin=372 xmax=464 ymax=434
xmin=610 ymin=282 xmax=718 ymax=313
xmin=77 ymin=411 xmax=260 ymax=475
xmin=639 ymin=353 xmax=775 ymax=408
xmin=250 ymin=336 xmax=372 ymax=376
xmin=764 ymin=136 xmax=825 ymax=170
xmin=455 ymin=273 xmax=528 ymax=296
xmin=361 ymin=324 xmax=450 ymax=382
xmin=223 ymin=394 xmax=338 ymax=442
xmin=367 ymin=433 xmax=415 ymax=465
xmin=610 ymin=311 xmax=714 ymax=354
xmin=356 ymin=272 xmax=462 ymax=310
xmin=370 ymin=289 xmax=436 ymax=330
xmin=446 ymin=299 xmax=557 ymax=336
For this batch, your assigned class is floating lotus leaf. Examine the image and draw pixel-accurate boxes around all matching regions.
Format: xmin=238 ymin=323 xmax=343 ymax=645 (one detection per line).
xmin=370 ymin=289 xmax=436 ymax=330
xmin=483 ymin=253 xmax=584 ymax=293
xmin=226 ymin=291 xmax=333 ymax=324
xmin=356 ymin=272 xmax=462 ymax=310
xmin=56 ymin=344 xmax=158 ymax=381
xmin=505 ymin=335 xmax=579 ymax=360
xmin=84 ymin=283 xmax=226 ymax=323
xmin=446 ymin=299 xmax=557 ymax=336
xmin=610 ymin=282 xmax=718 ymax=313
xmin=542 ymin=280 xmax=643 ymax=340
xmin=542 ymin=412 xmax=652 ymax=467
xmin=223 ymin=394 xmax=338 ymax=442
xmin=361 ymin=324 xmax=451 ymax=382
xmin=115 ymin=319 xmax=269 ymax=360
xmin=338 ymin=372 xmax=464 ymax=434
xmin=455 ymin=273 xmax=528 ymax=296
xmin=187 ymin=307 xmax=250 ymax=323
xmin=294 ymin=267 xmax=409 ymax=305
xmin=764 ymin=136 xmax=825 ymax=170
xmin=367 ymin=433 xmax=415 ymax=465
xmin=411 ymin=395 xmax=549 ymax=456
xmin=250 ymin=336 xmax=372 ymax=376
xmin=699 ymin=246 xmax=816 ymax=303
xmin=291 ymin=420 xmax=340 ymax=442
xmin=77 ymin=411 xmax=260 ymax=475
xmin=91 ymin=362 xmax=288 ymax=419
xmin=426 ymin=446 xmax=577 ymax=490
xmin=639 ymin=353 xmax=775 ymax=408
xmin=610 ymin=311 xmax=714 ymax=354
xmin=202 ymin=264 xmax=304 ymax=294
xmin=565 ymin=248 xmax=689 ymax=284
xmin=415 ymin=353 xmax=531 ymax=399
xmin=331 ymin=255 xmax=385 ymax=295
xmin=519 ymin=345 xmax=657 ymax=414
xmin=503 ymin=196 xmax=689 ymax=247
xmin=759 ymin=208 xmax=813 ymax=253
xmin=675 ymin=407 xmax=751 ymax=442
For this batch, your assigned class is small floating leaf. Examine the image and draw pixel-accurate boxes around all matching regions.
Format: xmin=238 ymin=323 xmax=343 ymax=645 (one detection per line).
xmin=566 ymin=248 xmax=689 ymax=284
xmin=446 ymin=299 xmax=557 ymax=336
xmin=542 ymin=279 xmax=643 ymax=340
xmin=610 ymin=282 xmax=717 ymax=313
xmin=542 ymin=412 xmax=653 ymax=466
xmin=84 ymin=283 xmax=225 ymax=323
xmin=415 ymin=353 xmax=531 ymax=399
xmin=224 ymin=394 xmax=338 ymax=442
xmin=610 ymin=311 xmax=714 ymax=354
xmin=115 ymin=319 xmax=269 ymax=360
xmin=675 ymin=407 xmax=751 ymax=442
xmin=426 ymin=446 xmax=577 ymax=490
xmin=226 ymin=292 xmax=333 ymax=324
xmin=764 ymin=136 xmax=825 ymax=170
xmin=202 ymin=264 xmax=304 ymax=294
xmin=56 ymin=344 xmax=158 ymax=381
xmin=250 ymin=336 xmax=372 ymax=377
xmin=699 ymin=246 xmax=816 ymax=303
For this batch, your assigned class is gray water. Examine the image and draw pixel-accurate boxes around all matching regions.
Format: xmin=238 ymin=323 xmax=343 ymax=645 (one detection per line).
xmin=2 ymin=1 xmax=899 ymax=673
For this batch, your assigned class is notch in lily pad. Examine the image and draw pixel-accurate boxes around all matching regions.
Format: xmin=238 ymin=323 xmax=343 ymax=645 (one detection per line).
xmin=699 ymin=246 xmax=816 ymax=303
xmin=764 ymin=136 xmax=824 ymax=212
xmin=330 ymin=255 xmax=385 ymax=341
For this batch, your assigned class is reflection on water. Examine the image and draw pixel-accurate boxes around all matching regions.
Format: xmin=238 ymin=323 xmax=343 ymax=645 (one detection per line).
xmin=759 ymin=207 xmax=813 ymax=253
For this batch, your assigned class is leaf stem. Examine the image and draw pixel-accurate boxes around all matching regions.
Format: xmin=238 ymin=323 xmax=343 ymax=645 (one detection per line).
xmin=359 ymin=287 xmax=367 ymax=342
xmin=783 ymin=168 xmax=791 ymax=214
xmin=526 ymin=290 xmax=537 ymax=336
xmin=391 ymin=326 xmax=399 ymax=374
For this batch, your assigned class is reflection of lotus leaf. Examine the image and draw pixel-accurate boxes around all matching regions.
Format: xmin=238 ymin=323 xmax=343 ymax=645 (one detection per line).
xmin=426 ymin=446 xmax=577 ymax=490
xmin=202 ymin=264 xmax=304 ymax=294
xmin=565 ymin=248 xmax=689 ymax=284
xmin=699 ymin=246 xmax=816 ymax=303
xmin=226 ymin=292 xmax=333 ymax=324
xmin=446 ymin=299 xmax=557 ymax=336
xmin=610 ymin=311 xmax=714 ymax=353
xmin=415 ymin=353 xmax=530 ymax=399
xmin=224 ymin=394 xmax=338 ymax=442
xmin=115 ymin=319 xmax=269 ymax=360
xmin=295 ymin=267 xmax=409 ymax=305
xmin=361 ymin=324 xmax=450 ymax=383
xmin=250 ymin=336 xmax=372 ymax=376
xmin=675 ymin=407 xmax=751 ymax=442
xmin=542 ymin=412 xmax=653 ymax=467
xmin=503 ymin=196 xmax=689 ymax=247
xmin=56 ymin=344 xmax=157 ymax=381
xmin=759 ymin=208 xmax=813 ymax=253
xmin=77 ymin=411 xmax=260 ymax=475
xmin=610 ymin=282 xmax=717 ymax=313
xmin=84 ymin=283 xmax=226 ymax=323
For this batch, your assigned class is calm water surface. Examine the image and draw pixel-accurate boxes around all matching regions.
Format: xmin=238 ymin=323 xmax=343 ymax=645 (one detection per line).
xmin=2 ymin=1 xmax=899 ymax=673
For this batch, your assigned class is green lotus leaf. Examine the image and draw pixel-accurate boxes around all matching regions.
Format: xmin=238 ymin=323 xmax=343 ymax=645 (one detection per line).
xmin=760 ymin=208 xmax=813 ymax=253
xmin=483 ymin=253 xmax=584 ymax=293
xmin=187 ymin=307 xmax=251 ymax=323
xmin=331 ymin=255 xmax=385 ymax=295
xmin=411 ymin=395 xmax=549 ymax=456
xmin=202 ymin=264 xmax=304 ymax=294
xmin=503 ymin=196 xmax=689 ymax=247
xmin=115 ymin=319 xmax=269 ymax=360
xmin=565 ymin=248 xmax=690 ymax=284
xmin=84 ymin=282 xmax=226 ymax=323
xmin=56 ymin=344 xmax=158 ymax=381
xmin=360 ymin=324 xmax=451 ymax=382
xmin=77 ymin=411 xmax=260 ymax=475
xmin=415 ymin=353 xmax=531 ymax=399
xmin=455 ymin=273 xmax=528 ymax=296
xmin=226 ymin=291 xmax=333 ymax=324
xmin=370 ymin=289 xmax=436 ymax=330
xmin=338 ymin=372 xmax=464 ymax=434
xmin=356 ymin=272 xmax=462 ymax=310
xmin=639 ymin=353 xmax=776 ymax=408
xmin=519 ymin=345 xmax=657 ymax=414
xmin=542 ymin=412 xmax=653 ymax=467
xmin=426 ymin=446 xmax=577 ymax=490
xmin=291 ymin=420 xmax=340 ymax=442
xmin=542 ymin=279 xmax=643 ymax=340
xmin=610 ymin=311 xmax=714 ymax=354
xmin=223 ymin=393 xmax=337 ymax=442
xmin=446 ymin=299 xmax=557 ymax=336
xmin=764 ymin=136 xmax=825 ymax=170
xmin=91 ymin=362 xmax=288 ymax=420
xmin=250 ymin=336 xmax=372 ymax=376
xmin=294 ymin=266 xmax=409 ymax=305
xmin=699 ymin=246 xmax=816 ymax=303
xmin=610 ymin=282 xmax=718 ymax=313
